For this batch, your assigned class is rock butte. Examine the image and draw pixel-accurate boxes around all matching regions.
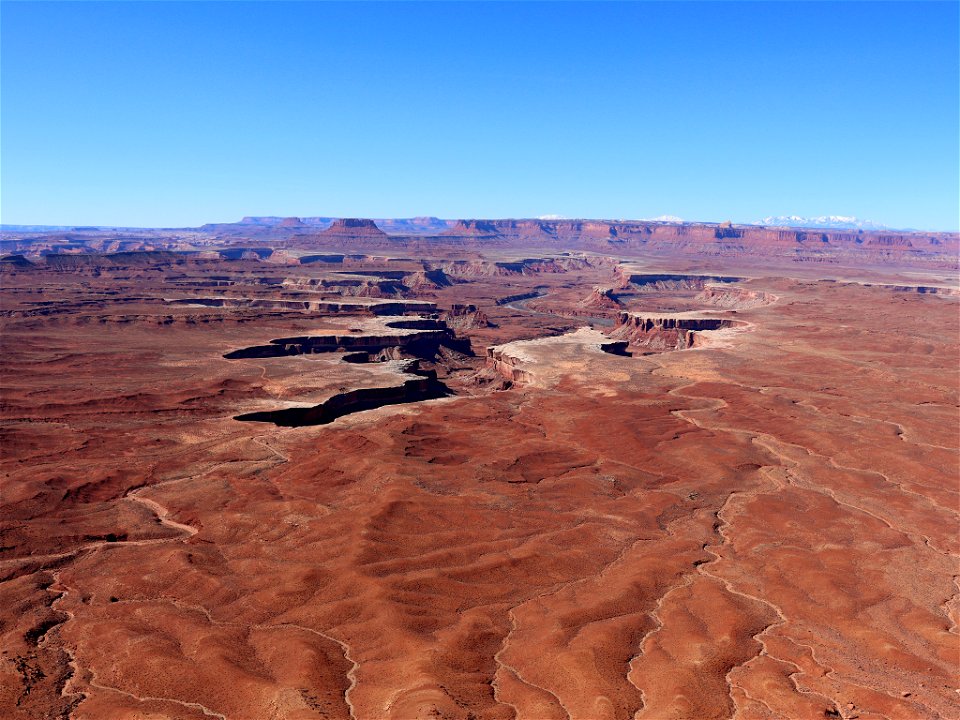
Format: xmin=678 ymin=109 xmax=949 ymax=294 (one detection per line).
xmin=1 ymin=218 xmax=958 ymax=720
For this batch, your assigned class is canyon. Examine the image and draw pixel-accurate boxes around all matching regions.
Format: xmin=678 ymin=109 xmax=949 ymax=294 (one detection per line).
xmin=1 ymin=218 xmax=958 ymax=720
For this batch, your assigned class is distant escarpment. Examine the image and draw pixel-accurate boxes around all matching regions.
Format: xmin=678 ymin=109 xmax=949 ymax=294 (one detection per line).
xmin=862 ymin=283 xmax=960 ymax=297
xmin=187 ymin=215 xmax=959 ymax=265
xmin=433 ymin=220 xmax=958 ymax=265
xmin=442 ymin=220 xmax=503 ymax=237
xmin=319 ymin=218 xmax=388 ymax=239
xmin=610 ymin=312 xmax=740 ymax=351
xmin=19 ymin=251 xmax=203 ymax=271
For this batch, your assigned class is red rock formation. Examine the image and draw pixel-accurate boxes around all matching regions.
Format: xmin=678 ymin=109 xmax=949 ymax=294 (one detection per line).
xmin=441 ymin=304 xmax=492 ymax=330
xmin=580 ymin=286 xmax=623 ymax=311
xmin=441 ymin=219 xmax=502 ymax=237
xmin=319 ymin=218 xmax=388 ymax=239
xmin=611 ymin=312 xmax=737 ymax=350
xmin=2 ymin=250 xmax=959 ymax=720
xmin=695 ymin=286 xmax=778 ymax=309
xmin=402 ymin=269 xmax=452 ymax=292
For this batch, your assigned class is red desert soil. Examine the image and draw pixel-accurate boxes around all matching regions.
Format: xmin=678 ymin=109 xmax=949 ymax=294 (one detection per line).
xmin=1 ymin=238 xmax=958 ymax=720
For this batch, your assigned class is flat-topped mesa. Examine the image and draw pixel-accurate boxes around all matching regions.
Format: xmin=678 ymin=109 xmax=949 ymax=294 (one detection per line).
xmin=37 ymin=251 xmax=202 ymax=271
xmin=611 ymin=312 xmax=737 ymax=351
xmin=616 ymin=270 xmax=745 ymax=291
xmin=434 ymin=256 xmax=595 ymax=278
xmin=442 ymin=219 xmax=502 ymax=237
xmin=555 ymin=220 xmax=620 ymax=240
xmin=484 ymin=327 xmax=627 ymax=386
xmin=342 ymin=279 xmax=406 ymax=298
xmin=436 ymin=260 xmax=526 ymax=277
xmin=319 ymin=218 xmax=389 ymax=238
xmin=695 ymin=286 xmax=778 ymax=309
xmin=0 ymin=254 xmax=36 ymax=271
xmin=857 ymin=282 xmax=960 ymax=296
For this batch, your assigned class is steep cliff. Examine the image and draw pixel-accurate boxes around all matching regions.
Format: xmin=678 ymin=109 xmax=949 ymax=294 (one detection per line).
xmin=610 ymin=312 xmax=738 ymax=350
xmin=319 ymin=218 xmax=389 ymax=239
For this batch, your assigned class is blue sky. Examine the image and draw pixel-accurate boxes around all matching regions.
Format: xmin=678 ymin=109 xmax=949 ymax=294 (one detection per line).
xmin=2 ymin=1 xmax=958 ymax=230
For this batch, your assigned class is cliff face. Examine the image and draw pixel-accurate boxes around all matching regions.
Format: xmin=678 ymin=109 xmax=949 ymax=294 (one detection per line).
xmin=319 ymin=218 xmax=389 ymax=238
xmin=194 ymin=215 xmax=958 ymax=266
xmin=695 ymin=286 xmax=778 ymax=309
xmin=39 ymin=251 xmax=195 ymax=270
xmin=430 ymin=219 xmax=957 ymax=263
xmin=614 ymin=270 xmax=745 ymax=291
xmin=434 ymin=257 xmax=597 ymax=278
xmin=611 ymin=312 xmax=737 ymax=350
xmin=0 ymin=254 xmax=35 ymax=270
xmin=485 ymin=346 xmax=536 ymax=385
xmin=442 ymin=220 xmax=502 ymax=236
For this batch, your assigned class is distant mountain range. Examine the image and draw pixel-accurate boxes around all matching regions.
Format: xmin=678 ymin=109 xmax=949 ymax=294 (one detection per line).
xmin=0 ymin=215 xmax=915 ymax=234
xmin=752 ymin=216 xmax=892 ymax=231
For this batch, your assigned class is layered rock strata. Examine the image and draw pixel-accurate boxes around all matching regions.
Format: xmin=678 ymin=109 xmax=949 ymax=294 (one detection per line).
xmin=611 ymin=312 xmax=739 ymax=350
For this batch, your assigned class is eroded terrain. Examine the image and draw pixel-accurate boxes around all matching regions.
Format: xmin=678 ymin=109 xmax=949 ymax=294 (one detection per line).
xmin=1 ymin=222 xmax=958 ymax=720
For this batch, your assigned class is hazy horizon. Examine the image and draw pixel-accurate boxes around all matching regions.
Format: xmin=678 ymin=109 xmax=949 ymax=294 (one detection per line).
xmin=1 ymin=212 xmax=952 ymax=234
xmin=3 ymin=1 xmax=958 ymax=230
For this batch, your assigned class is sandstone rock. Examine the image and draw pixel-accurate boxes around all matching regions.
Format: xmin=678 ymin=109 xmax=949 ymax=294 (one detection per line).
xmin=580 ymin=286 xmax=623 ymax=311
xmin=319 ymin=218 xmax=388 ymax=239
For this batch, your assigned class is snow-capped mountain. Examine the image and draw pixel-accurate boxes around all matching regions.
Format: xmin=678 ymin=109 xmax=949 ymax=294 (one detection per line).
xmin=641 ymin=215 xmax=684 ymax=223
xmin=753 ymin=215 xmax=891 ymax=231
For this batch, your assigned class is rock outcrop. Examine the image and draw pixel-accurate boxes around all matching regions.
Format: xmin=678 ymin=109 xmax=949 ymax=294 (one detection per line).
xmin=616 ymin=270 xmax=745 ymax=291
xmin=695 ymin=286 xmax=778 ymax=309
xmin=580 ymin=286 xmax=623 ymax=311
xmin=442 ymin=220 xmax=502 ymax=237
xmin=36 ymin=251 xmax=203 ymax=271
xmin=611 ymin=312 xmax=738 ymax=350
xmin=441 ymin=304 xmax=493 ymax=330
xmin=485 ymin=327 xmax=627 ymax=386
xmin=403 ymin=269 xmax=453 ymax=291
xmin=0 ymin=254 xmax=35 ymax=270
xmin=319 ymin=218 xmax=389 ymax=239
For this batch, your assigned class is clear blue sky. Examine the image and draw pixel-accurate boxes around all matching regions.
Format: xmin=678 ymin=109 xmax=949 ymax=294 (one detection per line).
xmin=3 ymin=1 xmax=958 ymax=230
